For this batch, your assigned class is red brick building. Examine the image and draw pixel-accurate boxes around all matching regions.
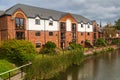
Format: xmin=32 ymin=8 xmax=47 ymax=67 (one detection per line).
xmin=0 ymin=4 xmax=99 ymax=49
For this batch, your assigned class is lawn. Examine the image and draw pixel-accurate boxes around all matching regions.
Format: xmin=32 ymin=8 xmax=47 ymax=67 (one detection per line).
xmin=0 ymin=59 xmax=19 ymax=79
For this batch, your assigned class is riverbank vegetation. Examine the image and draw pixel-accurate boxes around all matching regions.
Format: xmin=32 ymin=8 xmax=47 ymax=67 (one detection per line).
xmin=0 ymin=39 xmax=118 ymax=80
xmin=25 ymin=42 xmax=84 ymax=80
xmin=25 ymin=40 xmax=116 ymax=80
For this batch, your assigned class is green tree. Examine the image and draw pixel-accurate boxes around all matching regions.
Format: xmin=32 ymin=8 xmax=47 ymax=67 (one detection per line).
xmin=115 ymin=18 xmax=120 ymax=30
xmin=0 ymin=40 xmax=36 ymax=66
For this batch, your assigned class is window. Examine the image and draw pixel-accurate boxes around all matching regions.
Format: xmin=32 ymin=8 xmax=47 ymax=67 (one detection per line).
xmin=88 ymin=25 xmax=90 ymax=28
xmin=61 ymin=33 xmax=65 ymax=39
xmin=60 ymin=22 xmax=66 ymax=30
xmin=49 ymin=21 xmax=53 ymax=25
xmin=72 ymin=23 xmax=76 ymax=31
xmin=81 ymin=24 xmax=83 ymax=28
xmin=94 ymin=27 xmax=96 ymax=32
xmin=15 ymin=18 xmax=24 ymax=29
xmin=16 ymin=32 xmax=25 ymax=40
xmin=36 ymin=43 xmax=41 ymax=48
xmin=35 ymin=31 xmax=40 ymax=36
xmin=87 ymin=32 xmax=90 ymax=36
xmin=49 ymin=32 xmax=53 ymax=36
xmin=72 ymin=33 xmax=76 ymax=39
xmin=81 ymin=32 xmax=84 ymax=36
xmin=81 ymin=41 xmax=84 ymax=44
xmin=35 ymin=19 xmax=40 ymax=25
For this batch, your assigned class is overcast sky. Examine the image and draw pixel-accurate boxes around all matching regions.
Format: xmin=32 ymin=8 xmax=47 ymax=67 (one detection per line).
xmin=0 ymin=0 xmax=120 ymax=26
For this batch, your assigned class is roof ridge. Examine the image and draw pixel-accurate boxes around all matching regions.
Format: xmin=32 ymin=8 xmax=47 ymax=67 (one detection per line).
xmin=16 ymin=3 xmax=65 ymax=14
xmin=3 ymin=3 xmax=92 ymax=23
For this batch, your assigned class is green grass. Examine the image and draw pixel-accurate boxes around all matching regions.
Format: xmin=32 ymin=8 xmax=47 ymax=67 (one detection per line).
xmin=0 ymin=59 xmax=19 ymax=79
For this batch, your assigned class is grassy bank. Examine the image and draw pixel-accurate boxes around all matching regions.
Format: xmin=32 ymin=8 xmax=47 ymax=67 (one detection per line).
xmin=0 ymin=60 xmax=19 ymax=79
xmin=25 ymin=48 xmax=84 ymax=80
xmin=25 ymin=46 xmax=116 ymax=80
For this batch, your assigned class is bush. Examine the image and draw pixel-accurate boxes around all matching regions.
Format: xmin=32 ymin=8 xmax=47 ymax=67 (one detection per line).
xmin=39 ymin=41 xmax=56 ymax=54
xmin=0 ymin=39 xmax=36 ymax=66
xmin=68 ymin=43 xmax=83 ymax=50
xmin=111 ymin=39 xmax=120 ymax=45
xmin=45 ymin=41 xmax=56 ymax=49
xmin=0 ymin=59 xmax=19 ymax=79
xmin=85 ymin=40 xmax=93 ymax=48
xmin=96 ymin=38 xmax=107 ymax=47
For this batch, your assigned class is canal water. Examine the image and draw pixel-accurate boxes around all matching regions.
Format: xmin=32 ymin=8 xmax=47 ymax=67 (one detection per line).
xmin=51 ymin=49 xmax=120 ymax=80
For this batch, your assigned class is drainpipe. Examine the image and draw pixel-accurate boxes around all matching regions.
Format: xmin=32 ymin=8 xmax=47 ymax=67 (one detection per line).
xmin=44 ymin=20 xmax=46 ymax=45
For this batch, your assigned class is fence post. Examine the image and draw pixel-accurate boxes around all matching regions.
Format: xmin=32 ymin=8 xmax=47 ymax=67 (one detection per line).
xmin=21 ymin=68 xmax=23 ymax=78
xmin=8 ymin=72 xmax=10 ymax=80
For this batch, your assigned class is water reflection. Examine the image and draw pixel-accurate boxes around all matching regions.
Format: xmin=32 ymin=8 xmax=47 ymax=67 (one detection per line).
xmin=51 ymin=49 xmax=120 ymax=80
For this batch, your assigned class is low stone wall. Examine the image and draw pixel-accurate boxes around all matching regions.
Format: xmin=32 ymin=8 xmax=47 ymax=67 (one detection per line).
xmin=84 ymin=45 xmax=119 ymax=55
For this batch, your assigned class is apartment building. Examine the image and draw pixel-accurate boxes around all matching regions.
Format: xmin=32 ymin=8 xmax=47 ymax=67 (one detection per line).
xmin=0 ymin=4 xmax=99 ymax=49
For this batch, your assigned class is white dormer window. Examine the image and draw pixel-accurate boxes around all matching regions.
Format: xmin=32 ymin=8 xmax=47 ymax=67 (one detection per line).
xmin=88 ymin=23 xmax=90 ymax=28
xmin=35 ymin=19 xmax=40 ymax=25
xmin=49 ymin=18 xmax=53 ymax=26
xmin=81 ymin=24 xmax=83 ymax=28
xmin=88 ymin=25 xmax=90 ymax=28
xmin=49 ymin=21 xmax=53 ymax=25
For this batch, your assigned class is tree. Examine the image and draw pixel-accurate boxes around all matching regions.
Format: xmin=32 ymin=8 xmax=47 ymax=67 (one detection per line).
xmin=115 ymin=18 xmax=120 ymax=30
xmin=103 ymin=24 xmax=116 ymax=39
xmin=0 ymin=40 xmax=36 ymax=66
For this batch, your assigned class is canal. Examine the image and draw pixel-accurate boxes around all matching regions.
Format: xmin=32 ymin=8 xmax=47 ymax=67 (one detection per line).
xmin=50 ymin=49 xmax=120 ymax=80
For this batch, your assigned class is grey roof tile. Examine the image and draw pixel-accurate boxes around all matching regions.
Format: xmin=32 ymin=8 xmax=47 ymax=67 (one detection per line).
xmin=4 ymin=4 xmax=92 ymax=23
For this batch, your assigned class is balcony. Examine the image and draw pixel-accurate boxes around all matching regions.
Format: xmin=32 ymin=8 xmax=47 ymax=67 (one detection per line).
xmin=16 ymin=25 xmax=25 ymax=30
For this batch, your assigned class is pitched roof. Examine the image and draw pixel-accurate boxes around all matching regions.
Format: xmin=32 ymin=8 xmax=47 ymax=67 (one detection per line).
xmin=3 ymin=4 xmax=92 ymax=23
xmin=0 ymin=10 xmax=4 ymax=16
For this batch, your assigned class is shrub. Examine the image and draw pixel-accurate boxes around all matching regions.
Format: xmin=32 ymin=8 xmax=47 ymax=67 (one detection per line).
xmin=39 ymin=41 xmax=56 ymax=54
xmin=85 ymin=40 xmax=93 ymax=48
xmin=111 ymin=39 xmax=120 ymax=45
xmin=96 ymin=38 xmax=107 ymax=47
xmin=68 ymin=43 xmax=83 ymax=51
xmin=0 ymin=39 xmax=36 ymax=66
xmin=45 ymin=41 xmax=56 ymax=49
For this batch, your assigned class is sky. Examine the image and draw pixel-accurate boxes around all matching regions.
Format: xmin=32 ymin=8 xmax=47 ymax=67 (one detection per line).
xmin=0 ymin=0 xmax=120 ymax=26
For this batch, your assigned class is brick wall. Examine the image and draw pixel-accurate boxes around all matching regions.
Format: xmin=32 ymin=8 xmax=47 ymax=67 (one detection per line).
xmin=59 ymin=13 xmax=77 ymax=48
xmin=0 ymin=16 xmax=8 ymax=41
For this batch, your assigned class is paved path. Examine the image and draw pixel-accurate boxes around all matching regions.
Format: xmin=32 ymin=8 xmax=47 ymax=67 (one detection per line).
xmin=7 ymin=72 xmax=25 ymax=80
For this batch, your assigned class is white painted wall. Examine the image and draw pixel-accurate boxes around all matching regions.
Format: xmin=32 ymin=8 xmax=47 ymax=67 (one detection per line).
xmin=78 ymin=23 xmax=93 ymax=32
xmin=27 ymin=17 xmax=44 ymax=31
xmin=27 ymin=17 xmax=59 ymax=31
xmin=66 ymin=19 xmax=71 ymax=31
xmin=27 ymin=17 xmax=93 ymax=32
xmin=44 ymin=19 xmax=59 ymax=31
xmin=85 ymin=24 xmax=93 ymax=32
xmin=78 ymin=23 xmax=86 ymax=32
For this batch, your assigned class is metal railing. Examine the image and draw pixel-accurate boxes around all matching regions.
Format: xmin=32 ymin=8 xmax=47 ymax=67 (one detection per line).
xmin=0 ymin=62 xmax=31 ymax=80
